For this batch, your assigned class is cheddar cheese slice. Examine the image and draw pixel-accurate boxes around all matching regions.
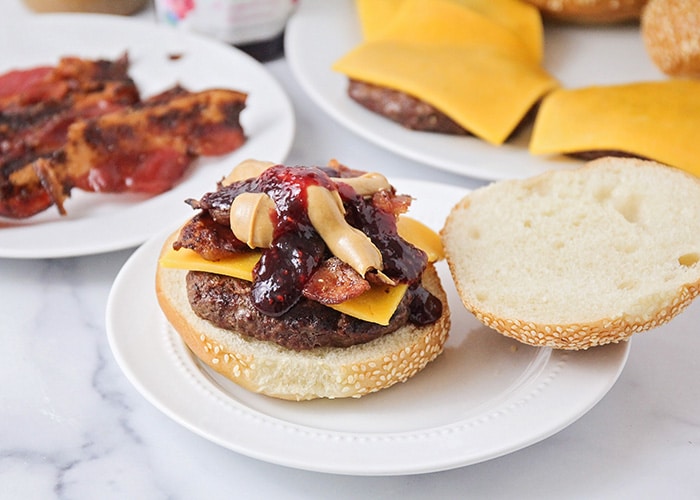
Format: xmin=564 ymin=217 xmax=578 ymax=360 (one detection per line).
xmin=397 ymin=216 xmax=444 ymax=262
xmin=159 ymin=217 xmax=443 ymax=326
xmin=370 ymin=0 xmax=536 ymax=62
xmin=329 ymin=282 xmax=409 ymax=326
xmin=159 ymin=245 xmax=408 ymax=325
xmin=334 ymin=41 xmax=558 ymax=145
xmin=355 ymin=0 xmax=404 ymax=40
xmin=451 ymin=0 xmax=543 ymax=61
xmin=159 ymin=246 xmax=259 ymax=281
xmin=355 ymin=0 xmax=543 ymax=62
xmin=529 ymin=81 xmax=700 ymax=177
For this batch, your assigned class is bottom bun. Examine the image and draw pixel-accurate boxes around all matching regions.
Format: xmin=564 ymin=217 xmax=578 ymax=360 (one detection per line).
xmin=155 ymin=242 xmax=451 ymax=401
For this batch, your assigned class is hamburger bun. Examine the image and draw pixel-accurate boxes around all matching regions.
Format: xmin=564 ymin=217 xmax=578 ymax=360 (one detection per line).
xmin=22 ymin=0 xmax=146 ymax=14
xmin=521 ymin=0 xmax=648 ymax=23
xmin=641 ymin=0 xmax=700 ymax=78
xmin=156 ymin=233 xmax=451 ymax=401
xmin=441 ymin=157 xmax=700 ymax=350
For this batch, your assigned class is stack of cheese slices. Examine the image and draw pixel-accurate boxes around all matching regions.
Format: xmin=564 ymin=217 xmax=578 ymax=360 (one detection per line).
xmin=333 ymin=0 xmax=700 ymax=178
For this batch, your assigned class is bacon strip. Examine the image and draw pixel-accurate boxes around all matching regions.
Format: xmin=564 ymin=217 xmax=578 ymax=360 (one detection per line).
xmin=0 ymin=54 xmax=133 ymax=109
xmin=65 ymin=88 xmax=247 ymax=194
xmin=0 ymin=54 xmax=247 ymax=219
xmin=302 ymin=257 xmax=371 ymax=305
xmin=0 ymin=55 xmax=140 ymax=218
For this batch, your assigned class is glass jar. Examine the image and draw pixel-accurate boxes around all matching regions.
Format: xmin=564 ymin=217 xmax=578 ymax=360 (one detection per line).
xmin=154 ymin=0 xmax=298 ymax=62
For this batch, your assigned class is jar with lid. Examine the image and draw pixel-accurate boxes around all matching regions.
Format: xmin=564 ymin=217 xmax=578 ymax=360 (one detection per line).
xmin=155 ymin=0 xmax=297 ymax=62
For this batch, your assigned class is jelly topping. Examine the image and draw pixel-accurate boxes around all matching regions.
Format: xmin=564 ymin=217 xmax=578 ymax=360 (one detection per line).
xmin=192 ymin=164 xmax=438 ymax=323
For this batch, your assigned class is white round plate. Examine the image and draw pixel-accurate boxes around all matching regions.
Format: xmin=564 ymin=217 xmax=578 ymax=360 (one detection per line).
xmin=285 ymin=0 xmax=664 ymax=181
xmin=0 ymin=14 xmax=294 ymax=258
xmin=107 ymin=178 xmax=630 ymax=476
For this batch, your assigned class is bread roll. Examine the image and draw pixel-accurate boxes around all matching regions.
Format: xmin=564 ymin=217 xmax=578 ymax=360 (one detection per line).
xmin=522 ymin=0 xmax=647 ymax=23
xmin=22 ymin=0 xmax=146 ymax=14
xmin=441 ymin=157 xmax=700 ymax=350
xmin=156 ymin=244 xmax=451 ymax=400
xmin=642 ymin=0 xmax=700 ymax=78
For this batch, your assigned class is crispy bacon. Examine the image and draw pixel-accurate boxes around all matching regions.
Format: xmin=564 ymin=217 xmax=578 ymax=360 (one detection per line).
xmin=372 ymin=189 xmax=412 ymax=216
xmin=0 ymin=157 xmax=69 ymax=218
xmin=0 ymin=55 xmax=138 ymax=172
xmin=0 ymin=55 xmax=140 ymax=218
xmin=1 ymin=81 xmax=140 ymax=175
xmin=0 ymin=54 xmax=247 ymax=219
xmin=0 ymin=67 xmax=53 ymax=106
xmin=173 ymin=211 xmax=248 ymax=260
xmin=302 ymin=257 xmax=371 ymax=305
xmin=65 ymin=88 xmax=247 ymax=194
xmin=0 ymin=54 xmax=134 ymax=109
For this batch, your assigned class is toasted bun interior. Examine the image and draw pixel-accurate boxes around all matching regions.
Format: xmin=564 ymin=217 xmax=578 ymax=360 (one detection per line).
xmin=441 ymin=158 xmax=700 ymax=350
xmin=155 ymin=235 xmax=450 ymax=400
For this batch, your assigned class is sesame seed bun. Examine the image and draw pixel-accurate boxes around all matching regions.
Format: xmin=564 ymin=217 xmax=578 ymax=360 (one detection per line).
xmin=155 ymin=234 xmax=451 ymax=401
xmin=642 ymin=0 xmax=700 ymax=78
xmin=522 ymin=0 xmax=648 ymax=23
xmin=441 ymin=157 xmax=700 ymax=350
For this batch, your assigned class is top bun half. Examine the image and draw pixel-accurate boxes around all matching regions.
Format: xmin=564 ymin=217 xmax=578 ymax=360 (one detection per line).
xmin=441 ymin=157 xmax=700 ymax=350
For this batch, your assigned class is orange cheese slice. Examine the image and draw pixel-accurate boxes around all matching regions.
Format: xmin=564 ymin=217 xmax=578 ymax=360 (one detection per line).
xmin=451 ymin=0 xmax=543 ymax=61
xmin=529 ymin=80 xmax=700 ymax=177
xmin=372 ymin=0 xmax=536 ymax=62
xmin=159 ymin=216 xmax=443 ymax=325
xmin=333 ymin=41 xmax=558 ymax=145
xmin=355 ymin=0 xmax=543 ymax=62
xmin=328 ymin=282 xmax=409 ymax=326
xmin=397 ymin=216 xmax=444 ymax=262
xmin=159 ymin=246 xmax=259 ymax=281
xmin=355 ymin=0 xmax=404 ymax=40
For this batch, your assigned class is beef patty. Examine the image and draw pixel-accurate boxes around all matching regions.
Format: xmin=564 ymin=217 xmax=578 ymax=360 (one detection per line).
xmin=348 ymin=79 xmax=468 ymax=135
xmin=186 ymin=271 xmax=411 ymax=351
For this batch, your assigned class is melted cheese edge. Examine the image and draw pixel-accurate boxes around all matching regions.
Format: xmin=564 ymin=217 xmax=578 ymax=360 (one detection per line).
xmin=529 ymin=81 xmax=700 ymax=177
xmin=159 ymin=216 xmax=442 ymax=326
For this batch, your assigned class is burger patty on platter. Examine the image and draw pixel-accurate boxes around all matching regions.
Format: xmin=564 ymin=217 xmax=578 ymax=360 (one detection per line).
xmin=186 ymin=270 xmax=411 ymax=351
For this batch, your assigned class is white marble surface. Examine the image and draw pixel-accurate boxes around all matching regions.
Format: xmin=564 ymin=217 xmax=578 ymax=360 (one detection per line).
xmin=2 ymin=2 xmax=700 ymax=499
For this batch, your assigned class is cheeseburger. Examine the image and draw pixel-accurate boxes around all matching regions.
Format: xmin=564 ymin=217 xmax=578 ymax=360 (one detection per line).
xmin=156 ymin=160 xmax=450 ymax=400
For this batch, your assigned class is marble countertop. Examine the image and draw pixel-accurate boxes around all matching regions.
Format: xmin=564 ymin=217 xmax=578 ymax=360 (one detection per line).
xmin=1 ymin=2 xmax=699 ymax=499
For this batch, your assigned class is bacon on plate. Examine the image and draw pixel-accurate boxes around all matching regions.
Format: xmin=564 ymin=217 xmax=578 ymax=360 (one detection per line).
xmin=0 ymin=54 xmax=247 ymax=219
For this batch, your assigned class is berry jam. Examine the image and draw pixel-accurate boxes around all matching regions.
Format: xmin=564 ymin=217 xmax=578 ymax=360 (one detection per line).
xmin=196 ymin=165 xmax=440 ymax=324
xmin=337 ymin=183 xmax=428 ymax=283
xmin=408 ymin=283 xmax=443 ymax=325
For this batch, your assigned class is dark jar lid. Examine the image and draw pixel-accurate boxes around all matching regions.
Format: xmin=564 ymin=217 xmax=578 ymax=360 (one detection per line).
xmin=235 ymin=31 xmax=285 ymax=62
